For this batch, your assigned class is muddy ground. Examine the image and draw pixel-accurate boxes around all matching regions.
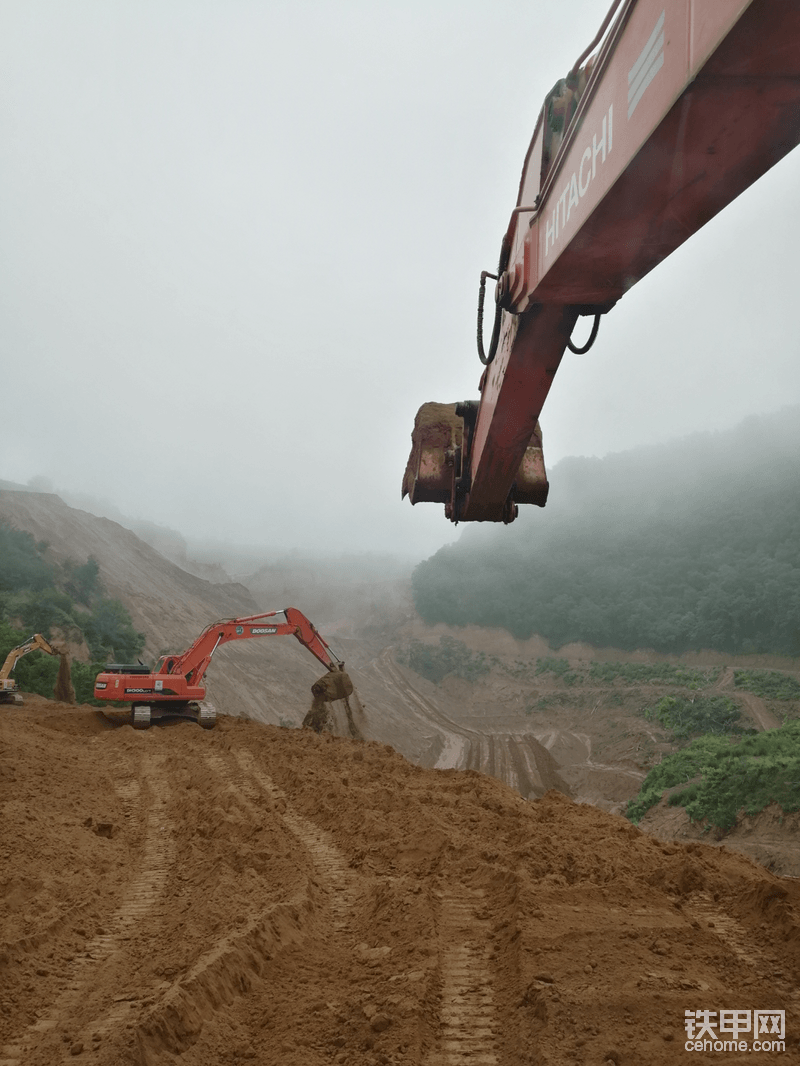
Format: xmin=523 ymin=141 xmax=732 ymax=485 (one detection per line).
xmin=2 ymin=698 xmax=799 ymax=1065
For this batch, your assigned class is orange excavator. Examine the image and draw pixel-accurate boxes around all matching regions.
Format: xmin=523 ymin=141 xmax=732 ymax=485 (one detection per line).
xmin=93 ymin=608 xmax=354 ymax=730
xmin=403 ymin=0 xmax=800 ymax=524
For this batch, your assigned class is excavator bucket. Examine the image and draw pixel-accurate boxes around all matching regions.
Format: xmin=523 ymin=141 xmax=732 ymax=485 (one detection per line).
xmin=303 ymin=668 xmax=362 ymax=737
xmin=401 ymin=402 xmax=464 ymax=505
xmin=311 ymin=669 xmax=354 ymax=702
xmin=402 ymin=401 xmax=549 ymax=516
xmin=510 ymin=421 xmax=549 ymax=506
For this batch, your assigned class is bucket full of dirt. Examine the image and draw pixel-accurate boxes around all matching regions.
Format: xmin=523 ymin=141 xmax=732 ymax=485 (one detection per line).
xmin=311 ymin=669 xmax=354 ymax=702
xmin=303 ymin=669 xmax=363 ymax=739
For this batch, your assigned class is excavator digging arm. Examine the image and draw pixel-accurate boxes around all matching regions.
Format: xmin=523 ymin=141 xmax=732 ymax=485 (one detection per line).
xmin=1 ymin=633 xmax=68 ymax=704
xmin=403 ymin=0 xmax=800 ymax=524
xmin=0 ymin=633 xmax=60 ymax=681
xmin=153 ymin=608 xmax=345 ymax=690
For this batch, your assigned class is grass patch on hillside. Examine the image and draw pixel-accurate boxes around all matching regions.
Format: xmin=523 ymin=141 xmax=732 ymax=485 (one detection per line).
xmin=526 ymin=691 xmax=583 ymax=713
xmin=589 ymin=661 xmax=717 ymax=689
xmin=640 ymin=694 xmax=745 ymax=740
xmin=528 ymin=658 xmax=719 ymax=690
xmin=626 ymin=720 xmax=800 ymax=829
xmin=734 ymin=670 xmax=800 ymax=701
xmin=398 ymin=637 xmax=492 ymax=684
xmin=534 ymin=657 xmax=583 ymax=685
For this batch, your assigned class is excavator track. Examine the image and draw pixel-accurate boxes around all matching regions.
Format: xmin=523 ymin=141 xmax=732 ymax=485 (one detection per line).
xmin=130 ymin=701 xmax=216 ymax=730
xmin=131 ymin=705 xmax=151 ymax=730
xmin=196 ymin=701 xmax=216 ymax=729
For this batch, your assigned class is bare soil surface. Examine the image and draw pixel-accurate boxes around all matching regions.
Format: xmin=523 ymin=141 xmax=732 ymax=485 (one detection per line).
xmin=639 ymin=801 xmax=800 ymax=879
xmin=3 ymin=488 xmax=800 ymax=1062
xmin=2 ymin=697 xmax=800 ymax=1066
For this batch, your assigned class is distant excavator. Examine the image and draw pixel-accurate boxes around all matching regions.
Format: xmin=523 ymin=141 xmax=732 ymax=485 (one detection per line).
xmin=93 ymin=608 xmax=357 ymax=732
xmin=0 ymin=633 xmax=72 ymax=704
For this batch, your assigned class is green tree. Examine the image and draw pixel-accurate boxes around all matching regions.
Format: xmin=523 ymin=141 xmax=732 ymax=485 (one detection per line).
xmin=64 ymin=556 xmax=102 ymax=605
xmin=410 ymin=430 xmax=800 ymax=657
xmin=16 ymin=588 xmax=76 ymax=634
xmin=83 ymin=600 xmax=145 ymax=661
xmin=627 ymin=721 xmax=800 ymax=829
xmin=641 ymin=694 xmax=744 ymax=740
xmin=70 ymin=660 xmax=110 ymax=705
xmin=0 ymin=533 xmax=145 ymax=699
xmin=0 ymin=526 xmax=53 ymax=592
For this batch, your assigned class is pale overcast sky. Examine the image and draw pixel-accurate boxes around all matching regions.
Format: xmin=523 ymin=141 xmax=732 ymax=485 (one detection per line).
xmin=2 ymin=1 xmax=799 ymax=558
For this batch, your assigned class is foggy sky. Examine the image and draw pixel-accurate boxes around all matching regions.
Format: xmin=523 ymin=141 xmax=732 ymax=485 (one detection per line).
xmin=2 ymin=1 xmax=799 ymax=559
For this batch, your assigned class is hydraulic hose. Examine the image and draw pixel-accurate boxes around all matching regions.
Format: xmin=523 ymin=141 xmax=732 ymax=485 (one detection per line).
xmin=477 ymin=234 xmax=513 ymax=366
xmin=567 ymin=311 xmax=601 ymax=354
xmin=477 ymin=271 xmax=502 ymax=365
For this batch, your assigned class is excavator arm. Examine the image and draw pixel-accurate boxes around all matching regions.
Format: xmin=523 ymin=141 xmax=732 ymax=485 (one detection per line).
xmin=155 ymin=608 xmax=344 ymax=689
xmin=1 ymin=633 xmax=59 ymax=681
xmin=403 ymin=0 xmax=800 ymax=523
xmin=1 ymin=633 xmax=65 ymax=704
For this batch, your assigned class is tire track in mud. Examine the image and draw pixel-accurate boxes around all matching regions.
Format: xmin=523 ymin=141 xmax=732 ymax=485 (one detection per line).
xmin=715 ymin=667 xmax=781 ymax=731
xmin=537 ymin=729 xmax=646 ymax=781
xmin=506 ymin=735 xmax=541 ymax=799
xmin=428 ymin=888 xmax=499 ymax=1066
xmin=688 ymin=892 xmax=793 ymax=973
xmin=377 ymin=650 xmax=474 ymax=770
xmin=737 ymin=691 xmax=781 ymax=732
xmin=234 ymin=749 xmax=359 ymax=933
xmin=686 ymin=892 xmax=800 ymax=1020
xmin=378 ymin=651 xmax=570 ymax=800
xmin=133 ymin=749 xmax=315 ymax=1062
xmin=0 ymin=752 xmax=174 ymax=1066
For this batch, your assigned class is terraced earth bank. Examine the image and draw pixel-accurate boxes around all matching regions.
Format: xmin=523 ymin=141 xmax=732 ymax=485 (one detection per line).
xmin=2 ymin=699 xmax=799 ymax=1065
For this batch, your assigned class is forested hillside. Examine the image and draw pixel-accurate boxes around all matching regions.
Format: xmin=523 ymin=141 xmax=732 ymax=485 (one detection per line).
xmin=413 ymin=408 xmax=800 ymax=656
xmin=0 ymin=525 xmax=145 ymax=701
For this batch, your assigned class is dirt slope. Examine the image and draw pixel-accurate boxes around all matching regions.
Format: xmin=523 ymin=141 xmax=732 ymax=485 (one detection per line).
xmin=0 ymin=491 xmax=362 ymax=728
xmin=0 ymin=491 xmax=253 ymax=645
xmin=0 ymin=491 xmax=565 ymax=786
xmin=639 ymin=801 xmax=800 ymax=878
xmin=3 ymin=489 xmax=798 ymax=881
xmin=2 ymin=698 xmax=798 ymax=1065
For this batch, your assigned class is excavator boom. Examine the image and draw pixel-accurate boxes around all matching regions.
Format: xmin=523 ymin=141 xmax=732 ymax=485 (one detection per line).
xmin=403 ymin=0 xmax=800 ymax=523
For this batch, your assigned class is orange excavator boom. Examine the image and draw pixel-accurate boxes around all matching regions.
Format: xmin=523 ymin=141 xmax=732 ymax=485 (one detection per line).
xmin=403 ymin=0 xmax=800 ymax=524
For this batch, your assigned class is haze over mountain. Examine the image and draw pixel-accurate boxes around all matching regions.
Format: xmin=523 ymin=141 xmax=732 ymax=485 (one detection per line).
xmin=2 ymin=408 xmax=799 ymax=872
xmin=412 ymin=407 xmax=800 ymax=656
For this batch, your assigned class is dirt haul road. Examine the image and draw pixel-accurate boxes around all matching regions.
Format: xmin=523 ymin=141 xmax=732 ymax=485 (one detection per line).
xmin=361 ymin=650 xmax=639 ymax=808
xmin=2 ymin=698 xmax=799 ymax=1066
